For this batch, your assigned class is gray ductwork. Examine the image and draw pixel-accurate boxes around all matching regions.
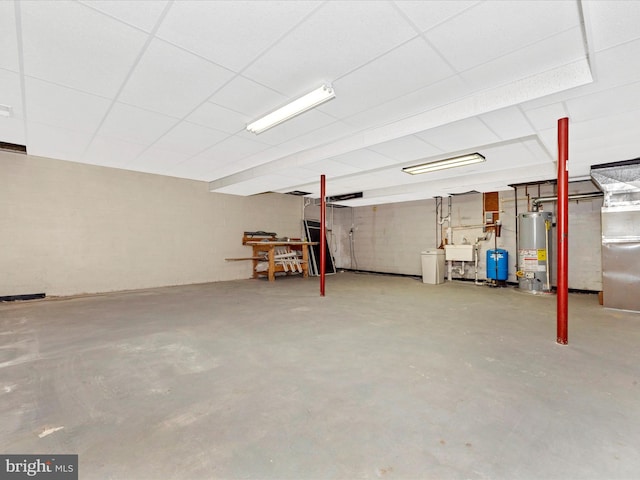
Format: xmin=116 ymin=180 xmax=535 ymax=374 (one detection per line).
xmin=591 ymin=159 xmax=640 ymax=208
xmin=591 ymin=159 xmax=640 ymax=312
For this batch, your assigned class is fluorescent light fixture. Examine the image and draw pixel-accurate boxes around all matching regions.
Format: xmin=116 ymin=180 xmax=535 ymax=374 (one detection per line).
xmin=402 ymin=153 xmax=485 ymax=175
xmin=0 ymin=104 xmax=13 ymax=118
xmin=246 ymin=84 xmax=335 ymax=134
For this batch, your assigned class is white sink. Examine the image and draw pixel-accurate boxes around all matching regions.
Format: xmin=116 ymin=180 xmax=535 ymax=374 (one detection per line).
xmin=445 ymin=244 xmax=474 ymax=261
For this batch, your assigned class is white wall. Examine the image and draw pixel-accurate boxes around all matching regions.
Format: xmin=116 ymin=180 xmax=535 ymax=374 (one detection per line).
xmin=324 ymin=183 xmax=603 ymax=291
xmin=1 ymin=151 xmax=302 ymax=296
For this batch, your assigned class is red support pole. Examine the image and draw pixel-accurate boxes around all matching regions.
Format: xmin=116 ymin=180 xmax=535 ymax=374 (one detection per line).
xmin=320 ymin=174 xmax=326 ymax=297
xmin=557 ymin=117 xmax=569 ymax=345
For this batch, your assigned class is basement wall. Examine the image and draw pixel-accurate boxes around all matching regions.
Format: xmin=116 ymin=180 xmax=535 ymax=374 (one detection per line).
xmin=312 ymin=182 xmax=602 ymax=291
xmin=1 ymin=151 xmax=302 ymax=297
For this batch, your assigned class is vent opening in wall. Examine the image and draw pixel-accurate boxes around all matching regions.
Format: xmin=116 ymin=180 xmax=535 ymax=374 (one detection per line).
xmin=0 ymin=142 xmax=27 ymax=154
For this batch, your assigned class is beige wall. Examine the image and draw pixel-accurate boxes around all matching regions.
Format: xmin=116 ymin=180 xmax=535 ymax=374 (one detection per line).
xmin=1 ymin=151 xmax=302 ymax=296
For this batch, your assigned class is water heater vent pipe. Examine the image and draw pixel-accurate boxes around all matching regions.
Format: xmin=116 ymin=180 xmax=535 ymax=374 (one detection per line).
xmin=532 ymin=192 xmax=602 ymax=210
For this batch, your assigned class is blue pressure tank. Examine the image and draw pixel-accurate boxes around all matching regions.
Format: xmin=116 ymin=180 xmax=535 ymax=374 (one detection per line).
xmin=487 ymin=249 xmax=508 ymax=281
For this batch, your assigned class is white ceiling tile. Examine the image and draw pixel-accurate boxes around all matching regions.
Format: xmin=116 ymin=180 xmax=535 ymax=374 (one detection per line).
xmin=425 ymin=0 xmax=580 ymax=71
xmin=25 ymin=77 xmax=111 ymax=134
xmin=331 ymin=149 xmax=395 ymax=170
xmin=131 ymin=147 xmax=191 ymax=175
xmin=320 ymin=37 xmax=455 ymax=118
xmin=27 ymin=122 xmax=92 ymax=161
xmin=21 ymin=0 xmax=148 ymax=97
xmin=264 ymin=120 xmax=359 ymax=152
xmin=186 ymin=102 xmax=246 ymax=135
xmin=164 ymin=168 xmax=215 ymax=182
xmin=0 ymin=117 xmax=26 ymax=146
xmin=197 ymin=135 xmax=272 ymax=178
xmin=303 ymin=160 xmax=361 ymax=176
xmin=585 ymin=0 xmax=640 ymax=51
xmin=516 ymin=38 xmax=640 ymax=111
xmin=153 ymin=122 xmax=229 ymax=156
xmin=479 ymin=107 xmax=534 ymax=140
xmin=522 ymin=103 xmax=569 ymax=132
xmin=394 ymin=1 xmax=480 ymax=32
xmin=169 ymin=155 xmax=236 ymax=180
xmin=368 ymin=135 xmax=442 ymax=162
xmin=414 ymin=117 xmax=500 ymax=152
xmin=98 ymin=103 xmax=177 ymax=145
xmin=157 ymin=1 xmax=321 ymax=72
xmin=343 ymin=75 xmax=470 ymax=129
xmin=593 ymin=37 xmax=640 ymax=84
xmin=0 ymin=2 xmax=19 ymax=71
xmin=535 ymin=127 xmax=558 ymax=160
xmin=460 ymin=27 xmax=586 ymax=93
xmin=210 ymin=75 xmax=287 ymax=117
xmin=565 ymin=108 xmax=640 ymax=173
xmin=566 ymin=81 xmax=640 ymax=123
xmin=79 ymin=0 xmax=169 ymax=32
xmin=242 ymin=1 xmax=417 ymax=94
xmin=0 ymin=69 xmax=24 ymax=118
xmin=83 ymin=135 xmax=147 ymax=169
xmin=522 ymin=138 xmax=553 ymax=162
xmin=570 ymin=107 xmax=640 ymax=156
xmin=119 ymin=39 xmax=235 ymax=118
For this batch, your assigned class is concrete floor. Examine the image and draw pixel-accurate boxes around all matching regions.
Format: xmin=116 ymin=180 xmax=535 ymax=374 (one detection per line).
xmin=1 ymin=272 xmax=639 ymax=480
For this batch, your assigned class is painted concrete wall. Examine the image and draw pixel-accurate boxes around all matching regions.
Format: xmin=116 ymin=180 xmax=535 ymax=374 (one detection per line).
xmin=306 ymin=200 xmax=438 ymax=275
xmin=323 ymin=182 xmax=603 ymax=291
xmin=1 ymin=151 xmax=302 ymax=296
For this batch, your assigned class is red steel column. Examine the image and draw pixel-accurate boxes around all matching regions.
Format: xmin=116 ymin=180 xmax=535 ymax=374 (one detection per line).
xmin=557 ymin=118 xmax=569 ymax=345
xmin=320 ymin=174 xmax=326 ymax=297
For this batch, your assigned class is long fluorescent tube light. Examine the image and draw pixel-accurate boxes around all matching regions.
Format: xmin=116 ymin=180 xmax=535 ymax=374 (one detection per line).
xmin=246 ymin=84 xmax=335 ymax=134
xmin=402 ymin=153 xmax=486 ymax=175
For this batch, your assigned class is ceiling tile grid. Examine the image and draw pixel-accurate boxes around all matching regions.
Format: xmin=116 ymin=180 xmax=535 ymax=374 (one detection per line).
xmin=97 ymin=102 xmax=178 ymax=148
xmin=2 ymin=1 xmax=640 ymax=206
xmin=423 ymin=0 xmax=580 ymax=72
xmin=155 ymin=1 xmax=321 ymax=73
xmin=78 ymin=0 xmax=170 ymax=33
xmin=20 ymin=0 xmax=148 ymax=98
xmin=241 ymin=1 xmax=418 ymax=95
xmin=117 ymin=38 xmax=236 ymax=118
xmin=0 ymin=1 xmax=20 ymax=72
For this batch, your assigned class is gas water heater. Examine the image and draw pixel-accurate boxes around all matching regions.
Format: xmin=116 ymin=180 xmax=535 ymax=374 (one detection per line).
xmin=517 ymin=212 xmax=553 ymax=293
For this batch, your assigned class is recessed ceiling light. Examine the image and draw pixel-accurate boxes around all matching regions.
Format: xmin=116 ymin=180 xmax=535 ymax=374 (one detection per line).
xmin=403 ymin=153 xmax=486 ymax=175
xmin=246 ymin=84 xmax=335 ymax=134
xmin=0 ymin=104 xmax=13 ymax=118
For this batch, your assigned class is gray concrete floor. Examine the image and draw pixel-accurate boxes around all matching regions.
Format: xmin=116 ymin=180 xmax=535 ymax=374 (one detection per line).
xmin=1 ymin=272 xmax=639 ymax=480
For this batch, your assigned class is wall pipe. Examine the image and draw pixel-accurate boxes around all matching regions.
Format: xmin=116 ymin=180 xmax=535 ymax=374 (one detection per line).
xmin=557 ymin=118 xmax=569 ymax=345
xmin=320 ymin=175 xmax=326 ymax=297
xmin=532 ymin=192 xmax=602 ymax=209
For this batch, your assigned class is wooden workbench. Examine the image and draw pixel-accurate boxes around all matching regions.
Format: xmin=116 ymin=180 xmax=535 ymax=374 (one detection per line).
xmin=245 ymin=241 xmax=316 ymax=282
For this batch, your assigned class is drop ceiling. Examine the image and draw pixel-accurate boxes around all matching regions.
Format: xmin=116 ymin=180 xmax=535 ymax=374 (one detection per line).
xmin=2 ymin=1 xmax=640 ymax=206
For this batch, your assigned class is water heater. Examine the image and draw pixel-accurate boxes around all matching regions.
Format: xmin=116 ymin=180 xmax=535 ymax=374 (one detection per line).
xmin=517 ymin=212 xmax=553 ymax=293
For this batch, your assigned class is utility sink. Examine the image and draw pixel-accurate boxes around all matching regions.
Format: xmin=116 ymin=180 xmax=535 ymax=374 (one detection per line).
xmin=445 ymin=244 xmax=474 ymax=261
